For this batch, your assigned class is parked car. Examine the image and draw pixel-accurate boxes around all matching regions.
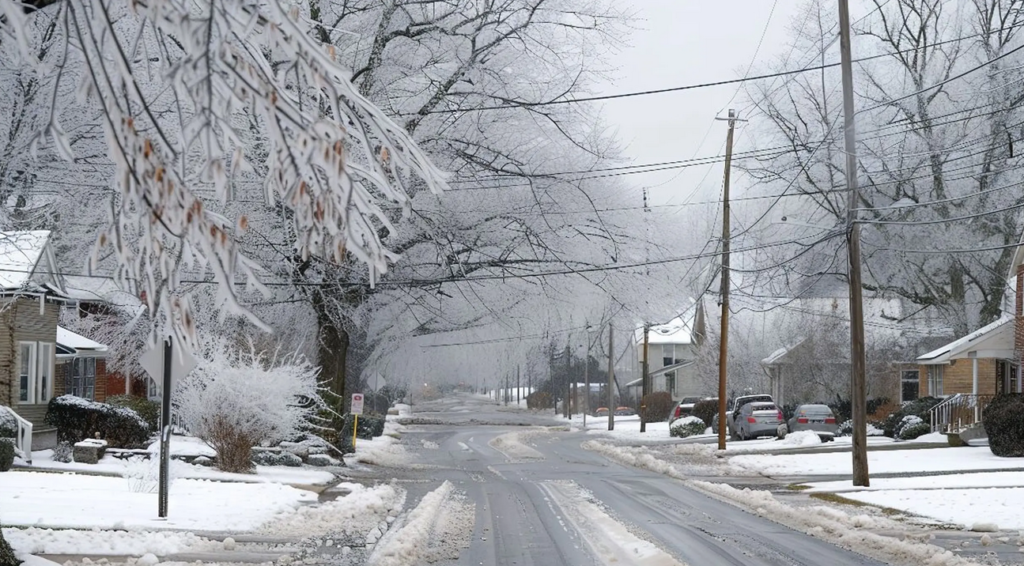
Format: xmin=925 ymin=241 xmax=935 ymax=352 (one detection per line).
xmin=726 ymin=394 xmax=774 ymax=440
xmin=736 ymin=401 xmax=785 ymax=440
xmin=595 ymin=407 xmax=609 ymax=417
xmin=614 ymin=406 xmax=637 ymax=416
xmin=669 ymin=396 xmax=702 ymax=424
xmin=787 ymin=404 xmax=838 ymax=441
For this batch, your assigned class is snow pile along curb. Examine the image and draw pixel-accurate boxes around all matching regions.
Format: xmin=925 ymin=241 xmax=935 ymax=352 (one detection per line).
xmin=489 ymin=429 xmax=547 ymax=461
xmin=582 ymin=439 xmax=744 ymax=477
xmin=687 ymin=481 xmax=985 ymax=566
xmin=368 ymin=481 xmax=473 ymax=566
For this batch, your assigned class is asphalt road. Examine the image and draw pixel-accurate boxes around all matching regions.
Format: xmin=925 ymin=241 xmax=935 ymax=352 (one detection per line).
xmin=394 ymin=395 xmax=886 ymax=566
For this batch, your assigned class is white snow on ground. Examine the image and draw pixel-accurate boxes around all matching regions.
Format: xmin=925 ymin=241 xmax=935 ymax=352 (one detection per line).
xmin=488 ymin=429 xmax=547 ymax=461
xmin=721 ymin=435 xmax=895 ymax=454
xmin=910 ymin=431 xmax=948 ymax=444
xmin=4 ymin=528 xmax=219 ymax=555
xmin=576 ymin=416 xmax=685 ymax=443
xmin=730 ymin=446 xmax=1023 ymax=476
xmin=146 ymin=436 xmax=216 ymax=457
xmin=260 ymin=482 xmax=406 ymax=538
xmin=29 ymin=450 xmax=335 ymax=486
xmin=805 ymin=471 xmax=1024 ymax=493
xmin=0 ymin=471 xmax=315 ymax=531
xmin=688 ymin=481 xmax=986 ymax=566
xmin=542 ymin=481 xmax=685 ymax=566
xmin=844 ymin=488 xmax=1024 ymax=530
xmin=368 ymin=481 xmax=474 ymax=566
xmin=347 ymin=433 xmax=410 ymax=467
xmin=582 ymin=440 xmax=746 ymax=477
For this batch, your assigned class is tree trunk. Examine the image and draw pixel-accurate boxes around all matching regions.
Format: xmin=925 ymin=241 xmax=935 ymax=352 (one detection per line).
xmin=0 ymin=524 xmax=19 ymax=566
xmin=312 ymin=288 xmax=349 ymax=412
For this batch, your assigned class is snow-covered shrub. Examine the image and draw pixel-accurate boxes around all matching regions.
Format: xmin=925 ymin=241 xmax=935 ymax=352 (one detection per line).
xmin=51 ymin=441 xmax=73 ymax=463
xmin=307 ymin=454 xmax=340 ymax=467
xmin=882 ymin=397 xmax=942 ymax=438
xmin=526 ymin=391 xmax=553 ymax=409
xmin=175 ymin=345 xmax=320 ymax=473
xmin=252 ymin=449 xmax=302 ymax=467
xmin=895 ymin=415 xmax=929 ymax=440
xmin=122 ymin=456 xmax=161 ymax=493
xmin=0 ymin=438 xmax=14 ymax=471
xmin=108 ymin=396 xmax=160 ymax=431
xmin=983 ymin=394 xmax=1024 ymax=457
xmin=670 ymin=416 xmax=707 ymax=438
xmin=0 ymin=407 xmax=15 ymax=439
xmin=690 ymin=399 xmax=719 ymax=431
xmin=45 ymin=395 xmax=151 ymax=448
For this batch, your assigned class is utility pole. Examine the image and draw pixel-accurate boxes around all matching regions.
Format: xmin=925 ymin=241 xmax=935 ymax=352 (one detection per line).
xmin=640 ymin=324 xmax=650 ymax=433
xmin=504 ymin=373 xmax=509 ymax=406
xmin=565 ymin=344 xmax=572 ymax=419
xmin=838 ymin=0 xmax=870 ymax=487
xmin=607 ymin=324 xmax=615 ymax=431
xmin=517 ymin=365 xmax=521 ymax=405
xmin=716 ymin=109 xmax=738 ymax=451
xmin=584 ymin=325 xmax=591 ymax=427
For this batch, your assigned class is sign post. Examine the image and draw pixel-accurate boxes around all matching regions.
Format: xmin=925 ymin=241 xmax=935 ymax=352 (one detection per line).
xmin=351 ymin=393 xmax=364 ymax=449
xmin=140 ymin=339 xmax=197 ymax=519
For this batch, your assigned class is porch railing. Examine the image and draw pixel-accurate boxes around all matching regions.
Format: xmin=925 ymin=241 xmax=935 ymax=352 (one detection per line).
xmin=2 ymin=406 xmax=32 ymax=464
xmin=929 ymin=393 xmax=994 ymax=435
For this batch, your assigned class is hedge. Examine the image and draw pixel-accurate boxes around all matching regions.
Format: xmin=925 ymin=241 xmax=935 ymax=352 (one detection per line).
xmin=527 ymin=391 xmax=553 ymax=409
xmin=0 ymin=407 xmax=15 ymax=439
xmin=45 ymin=395 xmax=151 ymax=448
xmin=107 ymin=395 xmax=160 ymax=431
xmin=690 ymin=399 xmax=719 ymax=430
xmin=670 ymin=417 xmax=706 ymax=438
xmin=0 ymin=438 xmax=14 ymax=472
xmin=983 ymin=394 xmax=1024 ymax=457
xmin=883 ymin=397 xmax=943 ymax=438
xmin=641 ymin=392 xmax=674 ymax=422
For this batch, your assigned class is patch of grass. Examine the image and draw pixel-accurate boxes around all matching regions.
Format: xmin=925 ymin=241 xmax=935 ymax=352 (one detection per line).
xmin=786 ymin=483 xmax=811 ymax=491
xmin=810 ymin=492 xmax=903 ymax=516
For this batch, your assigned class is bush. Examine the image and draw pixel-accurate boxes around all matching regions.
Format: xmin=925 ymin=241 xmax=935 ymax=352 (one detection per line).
xmin=899 ymin=421 xmax=931 ymax=440
xmin=0 ymin=523 xmax=18 ymax=566
xmin=45 ymin=395 xmax=151 ymax=448
xmin=252 ymin=449 xmax=302 ymax=467
xmin=828 ymin=396 xmax=852 ymax=424
xmin=641 ymin=392 xmax=674 ymax=423
xmin=527 ymin=391 xmax=553 ymax=409
xmin=0 ymin=438 xmax=14 ymax=471
xmin=108 ymin=395 xmax=160 ymax=431
xmin=52 ymin=441 xmax=73 ymax=463
xmin=0 ymin=407 xmax=16 ymax=439
xmin=883 ymin=397 xmax=942 ymax=438
xmin=691 ymin=399 xmax=719 ymax=429
xmin=342 ymin=414 xmax=385 ymax=441
xmin=175 ymin=345 xmax=320 ymax=474
xmin=867 ymin=397 xmax=892 ymax=416
xmin=670 ymin=416 xmax=707 ymax=438
xmin=983 ymin=394 xmax=1024 ymax=457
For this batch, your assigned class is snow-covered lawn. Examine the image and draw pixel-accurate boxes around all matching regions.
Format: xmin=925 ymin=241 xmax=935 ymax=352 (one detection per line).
xmin=804 ymin=471 xmax=1024 ymax=493
xmin=844 ymin=488 xmax=1024 ymax=530
xmin=573 ymin=415 xmax=695 ymax=443
xmin=29 ymin=449 xmax=335 ymax=486
xmin=730 ymin=446 xmax=1023 ymax=476
xmin=0 ymin=471 xmax=316 ymax=531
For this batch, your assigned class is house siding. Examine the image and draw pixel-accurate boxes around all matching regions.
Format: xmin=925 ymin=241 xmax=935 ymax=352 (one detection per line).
xmin=918 ymin=358 xmax=998 ymax=397
xmin=1016 ymin=264 xmax=1024 ymax=369
xmin=0 ymin=297 xmax=59 ymax=430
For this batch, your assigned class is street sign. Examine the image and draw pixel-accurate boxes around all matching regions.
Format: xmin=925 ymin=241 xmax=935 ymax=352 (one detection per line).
xmin=351 ymin=393 xmax=364 ymax=415
xmin=370 ymin=374 xmax=387 ymax=393
xmin=140 ymin=341 xmax=197 ymax=392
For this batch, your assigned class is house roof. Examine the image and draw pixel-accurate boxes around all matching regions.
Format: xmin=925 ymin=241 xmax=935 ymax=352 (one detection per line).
xmin=0 ymin=231 xmax=52 ymax=290
xmin=761 ymin=337 xmax=807 ymax=365
xmin=57 ymin=326 xmax=108 ymax=355
xmin=917 ymin=317 xmax=1013 ymax=364
xmin=636 ymin=303 xmax=698 ymax=346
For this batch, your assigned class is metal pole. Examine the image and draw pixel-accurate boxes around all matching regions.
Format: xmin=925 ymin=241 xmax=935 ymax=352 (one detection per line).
xmin=584 ymin=329 xmax=590 ymax=427
xmin=717 ymin=110 xmax=737 ymax=451
xmin=158 ymin=339 xmax=172 ymax=518
xmin=517 ymin=365 xmax=521 ymax=405
xmin=839 ymin=0 xmax=870 ymax=487
xmin=608 ymin=325 xmax=615 ymax=431
xmin=640 ymin=324 xmax=650 ymax=433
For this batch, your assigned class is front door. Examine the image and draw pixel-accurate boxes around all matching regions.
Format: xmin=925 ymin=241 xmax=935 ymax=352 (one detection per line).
xmin=996 ymin=360 xmax=1020 ymax=395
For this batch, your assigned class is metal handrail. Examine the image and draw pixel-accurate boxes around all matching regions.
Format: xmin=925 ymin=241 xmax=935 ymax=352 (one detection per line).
xmin=3 ymin=406 xmax=32 ymax=464
xmin=929 ymin=393 xmax=994 ymax=434
xmin=929 ymin=394 xmax=961 ymax=433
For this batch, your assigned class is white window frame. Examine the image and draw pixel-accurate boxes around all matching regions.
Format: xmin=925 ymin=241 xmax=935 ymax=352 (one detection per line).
xmin=17 ymin=341 xmax=36 ymax=404
xmin=37 ymin=342 xmax=54 ymax=404
xmin=927 ymin=365 xmax=944 ymax=397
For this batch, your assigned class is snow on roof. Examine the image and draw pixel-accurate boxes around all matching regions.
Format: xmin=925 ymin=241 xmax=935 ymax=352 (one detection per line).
xmin=761 ymin=337 xmax=807 ymax=365
xmin=0 ymin=230 xmax=50 ymax=290
xmin=637 ymin=304 xmax=697 ymax=345
xmin=60 ymin=275 xmax=123 ymax=302
xmin=917 ymin=317 xmax=1012 ymax=364
xmin=57 ymin=326 xmax=108 ymax=353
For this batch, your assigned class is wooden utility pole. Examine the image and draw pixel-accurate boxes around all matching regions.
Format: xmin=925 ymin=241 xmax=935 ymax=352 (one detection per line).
xmin=608 ymin=325 xmax=615 ymax=431
xmin=584 ymin=325 xmax=591 ymax=426
xmin=640 ymin=324 xmax=650 ymax=433
xmin=717 ymin=109 xmax=737 ymax=451
xmin=838 ymin=0 xmax=870 ymax=487
xmin=565 ymin=344 xmax=572 ymax=419
xmin=517 ymin=365 xmax=521 ymax=405
xmin=504 ymin=373 xmax=509 ymax=406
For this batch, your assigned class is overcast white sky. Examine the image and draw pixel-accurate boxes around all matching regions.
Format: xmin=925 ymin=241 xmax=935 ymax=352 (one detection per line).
xmin=595 ymin=1 xmax=808 ymax=208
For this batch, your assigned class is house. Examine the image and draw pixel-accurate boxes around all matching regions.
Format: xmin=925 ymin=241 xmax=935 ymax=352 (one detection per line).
xmin=0 ymin=231 xmax=115 ymax=451
xmin=633 ymin=302 xmax=705 ymax=400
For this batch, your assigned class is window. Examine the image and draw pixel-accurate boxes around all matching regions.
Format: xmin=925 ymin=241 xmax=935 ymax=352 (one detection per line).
xmin=37 ymin=343 xmax=53 ymax=403
xmin=665 ymin=371 xmax=676 ymax=394
xmin=662 ymin=344 xmax=674 ymax=368
xmin=18 ymin=342 xmax=36 ymax=403
xmin=927 ymin=365 xmax=944 ymax=396
xmin=66 ymin=357 xmax=97 ymax=400
xmin=147 ymin=376 xmax=159 ymax=399
xmin=901 ymin=370 xmax=919 ymax=402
